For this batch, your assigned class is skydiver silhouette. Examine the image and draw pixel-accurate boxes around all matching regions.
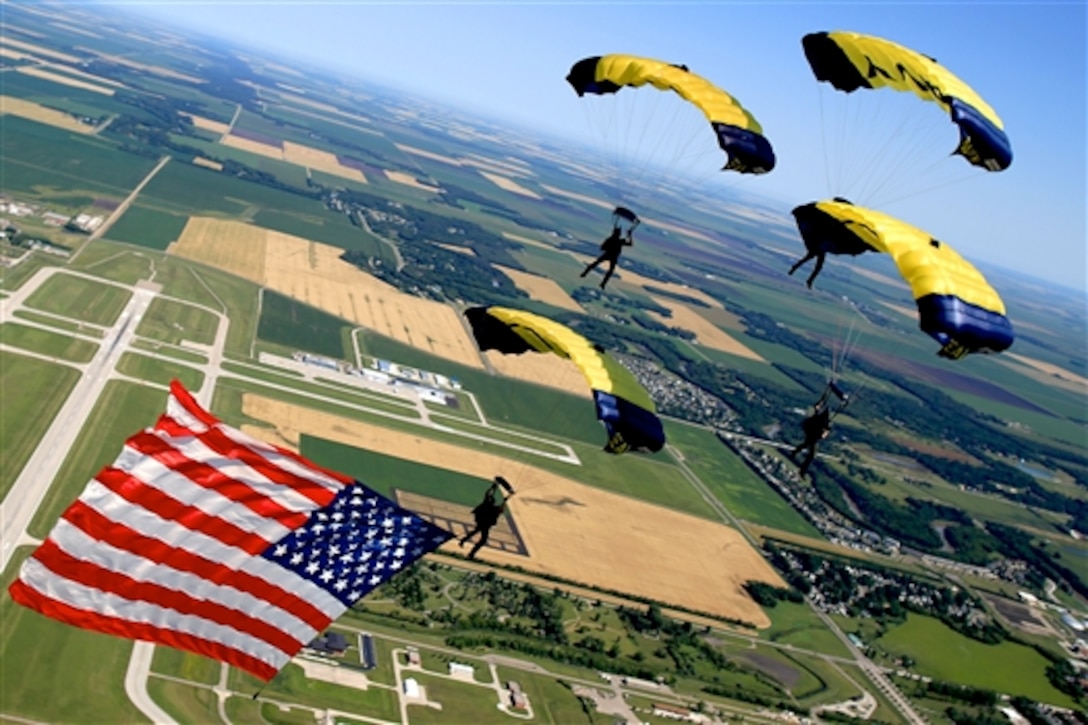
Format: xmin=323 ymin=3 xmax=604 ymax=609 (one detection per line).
xmin=789 ymin=382 xmax=849 ymax=477
xmin=580 ymin=227 xmax=632 ymax=289
xmin=460 ymin=476 xmax=515 ymax=559
xmin=789 ymin=403 xmax=832 ymax=478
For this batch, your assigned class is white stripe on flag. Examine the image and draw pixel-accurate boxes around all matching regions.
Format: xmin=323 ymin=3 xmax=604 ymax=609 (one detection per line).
xmin=78 ymin=481 xmax=345 ymax=616
xmin=114 ymin=446 xmax=294 ymax=542
xmin=49 ymin=519 xmax=319 ymax=645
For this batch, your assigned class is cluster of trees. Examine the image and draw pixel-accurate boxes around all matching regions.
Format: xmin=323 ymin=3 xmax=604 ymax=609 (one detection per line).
xmin=701 ymin=683 xmax=803 ymax=715
xmin=742 ymin=581 xmax=804 ymax=608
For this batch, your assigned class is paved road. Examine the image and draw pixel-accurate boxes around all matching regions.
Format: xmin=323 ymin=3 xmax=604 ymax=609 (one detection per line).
xmin=0 ymin=271 xmax=156 ymax=575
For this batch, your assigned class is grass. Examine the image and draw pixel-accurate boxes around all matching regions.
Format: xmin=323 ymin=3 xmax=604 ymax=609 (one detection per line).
xmin=229 ymin=663 xmax=400 ymax=722
xmin=0 ymin=352 xmax=81 ymax=500
xmin=156 ymin=261 xmax=259 ymax=358
xmin=116 ymin=352 xmax=204 ymax=390
xmin=152 ymin=257 xmax=228 ymax=312
xmin=28 ymin=380 xmax=167 ymax=539
xmin=301 ymin=436 xmax=496 ymax=506
xmin=146 ymin=677 xmax=222 ymax=724
xmin=0 ymin=549 xmax=146 ymax=723
xmin=71 ymin=246 xmax=155 ymax=285
xmin=23 ymin=272 xmax=132 ymax=327
xmin=758 ymin=601 xmax=852 ymax=658
xmin=13 ymin=309 xmax=103 ymax=336
xmin=135 ymin=296 xmax=219 ymax=346
xmin=496 ymin=665 xmax=603 ymax=724
xmin=150 ymin=644 xmax=222 ymax=686
xmin=218 ymin=367 xmax=418 ymax=418
xmin=103 ymin=203 xmax=189 ymax=251
xmin=403 ymin=671 xmax=508 ymax=724
xmin=130 ymin=339 xmax=209 ymax=364
xmin=876 ymin=613 xmax=1078 ymax=707
xmin=257 ymin=289 xmax=350 ymax=359
xmin=0 ymin=323 xmax=98 ymax=363
xmin=666 ymin=420 xmax=820 ymax=536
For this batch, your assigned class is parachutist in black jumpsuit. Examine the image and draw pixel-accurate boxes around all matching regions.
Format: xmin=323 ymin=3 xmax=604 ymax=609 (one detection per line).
xmin=460 ymin=478 xmax=514 ymax=559
xmin=580 ymin=228 xmax=632 ymax=289
xmin=790 ymin=404 xmax=832 ymax=478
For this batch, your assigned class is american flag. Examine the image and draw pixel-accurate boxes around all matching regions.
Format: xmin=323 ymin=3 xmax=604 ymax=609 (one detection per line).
xmin=9 ymin=381 xmax=452 ymax=681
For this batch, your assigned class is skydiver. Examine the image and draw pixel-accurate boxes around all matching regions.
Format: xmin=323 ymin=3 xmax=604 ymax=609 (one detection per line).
xmin=460 ymin=476 xmax=515 ymax=559
xmin=789 ymin=383 xmax=848 ymax=477
xmin=789 ymin=402 xmax=832 ymax=478
xmin=580 ymin=226 xmax=632 ymax=289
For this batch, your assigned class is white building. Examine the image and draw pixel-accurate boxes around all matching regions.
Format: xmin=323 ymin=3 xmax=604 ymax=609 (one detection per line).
xmin=403 ymin=677 xmax=421 ymax=699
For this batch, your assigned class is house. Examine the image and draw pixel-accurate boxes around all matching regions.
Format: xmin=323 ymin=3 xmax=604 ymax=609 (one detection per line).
xmin=308 ymin=631 xmax=348 ymax=656
xmin=511 ymin=692 xmax=528 ymax=710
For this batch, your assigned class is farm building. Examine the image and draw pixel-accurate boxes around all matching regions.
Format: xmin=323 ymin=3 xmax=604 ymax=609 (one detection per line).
xmin=307 ymin=631 xmax=347 ymax=655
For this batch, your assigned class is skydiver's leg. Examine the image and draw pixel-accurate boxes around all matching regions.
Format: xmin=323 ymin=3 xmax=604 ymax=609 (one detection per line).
xmin=459 ymin=525 xmax=479 ymax=547
xmin=600 ymin=258 xmax=618 ymax=289
xmin=468 ymin=526 xmax=492 ymax=559
xmin=806 ymin=254 xmax=826 ymax=289
xmin=581 ymin=254 xmax=606 ymax=277
xmin=798 ymin=442 xmax=818 ymax=477
xmin=789 ymin=251 xmax=816 ymax=276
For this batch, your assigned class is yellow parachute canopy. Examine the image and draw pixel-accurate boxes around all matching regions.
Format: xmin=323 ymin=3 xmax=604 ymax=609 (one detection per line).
xmin=566 ymin=54 xmax=776 ymax=173
xmin=802 ymin=32 xmax=1011 ymax=170
xmin=464 ymin=306 xmax=664 ymax=453
xmin=794 ymin=200 xmax=1014 ymax=359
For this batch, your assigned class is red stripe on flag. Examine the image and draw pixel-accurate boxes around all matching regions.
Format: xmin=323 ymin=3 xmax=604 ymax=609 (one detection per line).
xmin=97 ymin=467 xmax=272 ymax=556
xmin=125 ymin=431 xmax=309 ymax=529
xmin=8 ymin=579 xmax=280 ymax=681
xmin=167 ymin=380 xmax=220 ymax=428
xmin=31 ymin=540 xmax=305 ymax=656
xmin=63 ymin=501 xmax=332 ymax=631
xmin=154 ymin=417 xmax=344 ymax=505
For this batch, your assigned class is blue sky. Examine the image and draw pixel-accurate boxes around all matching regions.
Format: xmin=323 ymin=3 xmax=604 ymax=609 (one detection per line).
xmin=120 ymin=1 xmax=1085 ymax=291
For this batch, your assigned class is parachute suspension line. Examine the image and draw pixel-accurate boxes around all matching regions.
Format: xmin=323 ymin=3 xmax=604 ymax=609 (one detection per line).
xmin=818 ymin=84 xmax=833 ymax=197
xmin=875 ymin=169 xmax=980 ymax=208
xmin=859 ymin=108 xmax=949 ymax=204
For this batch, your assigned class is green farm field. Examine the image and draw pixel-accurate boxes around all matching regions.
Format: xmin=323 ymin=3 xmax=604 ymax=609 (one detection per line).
xmin=0 ymin=323 xmax=98 ymax=363
xmin=23 ymin=273 xmax=132 ymax=327
xmin=136 ymin=296 xmax=219 ymax=346
xmin=666 ymin=420 xmax=819 ymax=537
xmin=104 ymin=203 xmax=189 ymax=250
xmin=257 ymin=289 xmax=349 ymax=359
xmin=877 ymin=613 xmax=1078 ymax=707
xmin=0 ymin=352 xmax=81 ymax=500
xmin=757 ymin=601 xmax=851 ymax=657
xmin=116 ymin=352 xmax=204 ymax=390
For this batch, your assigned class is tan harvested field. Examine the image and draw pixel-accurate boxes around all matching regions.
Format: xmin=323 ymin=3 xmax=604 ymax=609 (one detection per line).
xmin=1 ymin=37 xmax=81 ymax=62
xmin=221 ymin=133 xmax=283 ymax=158
xmin=495 ymin=265 xmax=583 ymax=313
xmin=641 ymin=216 xmax=717 ymax=244
xmin=700 ymin=306 xmax=747 ymax=332
xmin=192 ymin=157 xmax=223 ymax=171
xmin=170 ymin=217 xmax=267 ymax=280
xmin=484 ymin=351 xmax=592 ymax=398
xmin=478 ymin=171 xmax=541 ymax=199
xmin=49 ymin=22 xmax=103 ymax=39
xmin=171 ymin=217 xmax=483 ymax=368
xmin=1001 ymin=353 xmax=1088 ymax=393
xmin=16 ymin=65 xmax=114 ymax=95
xmin=879 ymin=301 xmax=918 ymax=320
xmin=0 ymin=47 xmax=33 ymax=60
xmin=282 ymin=141 xmax=366 ymax=182
xmin=395 ymin=143 xmax=462 ymax=166
xmin=0 ymin=96 xmax=93 ymax=134
xmin=436 ymin=243 xmax=475 ymax=256
xmin=502 ymin=231 xmax=555 ymax=250
xmin=541 ymin=183 xmax=612 ymax=210
xmin=611 ymin=266 xmax=723 ymax=309
xmin=241 ymin=395 xmax=783 ymax=626
xmin=462 ymin=156 xmax=534 ymax=179
xmin=182 ymin=112 xmax=230 ymax=135
xmin=382 ymin=169 xmax=439 ymax=191
xmin=852 ymin=266 xmax=910 ymax=291
xmin=649 ymin=296 xmax=764 ymax=361
xmin=77 ymin=49 xmax=203 ymax=83
xmin=42 ymin=61 xmax=127 ymax=87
